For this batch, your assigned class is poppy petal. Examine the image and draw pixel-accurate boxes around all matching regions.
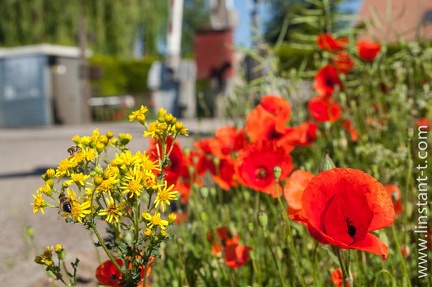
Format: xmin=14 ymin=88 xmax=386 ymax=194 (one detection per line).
xmin=350 ymin=233 xmax=389 ymax=259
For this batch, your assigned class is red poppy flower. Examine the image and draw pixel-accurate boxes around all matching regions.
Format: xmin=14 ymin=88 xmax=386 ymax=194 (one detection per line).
xmin=384 ymin=184 xmax=403 ymax=215
xmin=332 ymin=51 xmax=355 ymax=74
xmin=283 ymin=170 xmax=315 ymax=216
xmin=246 ymin=116 xmax=296 ymax=154
xmin=95 ymin=258 xmax=153 ymax=287
xmin=400 ymin=245 xmax=410 ymax=258
xmin=208 ymin=157 xmax=238 ymax=191
xmin=148 ymin=136 xmax=184 ymax=186
xmin=416 ymin=117 xmax=431 ymax=130
xmin=313 ymin=65 xmax=342 ymax=98
xmin=208 ymin=226 xmax=240 ymax=256
xmin=331 ymin=268 xmax=352 ymax=287
xmin=215 ymin=126 xmax=247 ymax=158
xmin=317 ymin=34 xmax=348 ymax=51
xmin=259 ymin=94 xmax=291 ymax=125
xmin=95 ymin=259 xmax=124 ymax=287
xmin=295 ymin=168 xmax=395 ymax=259
xmin=357 ymin=40 xmax=381 ymax=61
xmin=308 ymin=97 xmax=342 ymax=123
xmin=224 ymin=244 xmax=252 ymax=268
xmin=342 ymin=119 xmax=358 ymax=141
xmin=194 ymin=127 xmax=246 ymax=160
xmin=175 ymin=150 xmax=206 ymax=204
xmin=235 ymin=141 xmax=294 ymax=197
xmin=246 ymin=95 xmax=291 ymax=137
xmin=281 ymin=122 xmax=319 ymax=147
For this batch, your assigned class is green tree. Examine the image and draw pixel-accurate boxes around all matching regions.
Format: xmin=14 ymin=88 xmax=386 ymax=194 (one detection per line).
xmin=0 ymin=0 xmax=168 ymax=58
xmin=182 ymin=0 xmax=209 ymax=56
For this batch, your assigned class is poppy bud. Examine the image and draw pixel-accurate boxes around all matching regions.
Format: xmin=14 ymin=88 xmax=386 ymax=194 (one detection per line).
xmin=200 ymin=212 xmax=208 ymax=222
xmin=257 ymin=210 xmax=268 ymax=229
xmin=273 ymin=166 xmax=282 ymax=182
xmin=319 ymin=150 xmax=336 ymax=172
xmin=200 ymin=187 xmax=209 ymax=198
xmin=407 ymin=127 xmax=414 ymax=139
xmin=210 ymin=187 xmax=217 ymax=197
xmin=247 ymin=222 xmax=254 ymax=232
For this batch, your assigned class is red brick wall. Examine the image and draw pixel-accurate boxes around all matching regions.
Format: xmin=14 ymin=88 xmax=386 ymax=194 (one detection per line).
xmin=194 ymin=29 xmax=234 ymax=80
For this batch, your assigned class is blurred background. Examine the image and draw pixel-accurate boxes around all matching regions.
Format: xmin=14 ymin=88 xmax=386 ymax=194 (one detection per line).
xmin=4 ymin=0 xmax=428 ymax=127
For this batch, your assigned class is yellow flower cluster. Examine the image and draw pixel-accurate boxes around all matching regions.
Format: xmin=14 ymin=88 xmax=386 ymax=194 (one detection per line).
xmin=31 ymin=105 xmax=184 ymax=236
xmin=132 ymin=107 xmax=188 ymax=139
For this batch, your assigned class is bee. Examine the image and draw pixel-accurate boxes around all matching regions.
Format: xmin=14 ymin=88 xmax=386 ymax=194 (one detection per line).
xmin=58 ymin=192 xmax=72 ymax=213
xmin=67 ymin=145 xmax=81 ymax=156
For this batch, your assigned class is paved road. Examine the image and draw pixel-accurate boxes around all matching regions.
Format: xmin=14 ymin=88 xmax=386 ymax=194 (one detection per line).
xmin=0 ymin=119 xmax=229 ymax=287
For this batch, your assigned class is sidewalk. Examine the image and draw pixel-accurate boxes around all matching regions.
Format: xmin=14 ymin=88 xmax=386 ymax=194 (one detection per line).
xmin=0 ymin=118 xmax=231 ymax=287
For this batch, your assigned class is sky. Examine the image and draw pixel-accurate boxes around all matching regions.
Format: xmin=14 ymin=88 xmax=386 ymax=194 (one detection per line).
xmin=232 ymin=0 xmax=364 ymax=48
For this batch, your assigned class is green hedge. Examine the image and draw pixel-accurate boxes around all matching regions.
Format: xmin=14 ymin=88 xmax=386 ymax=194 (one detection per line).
xmin=89 ymin=54 xmax=159 ymax=97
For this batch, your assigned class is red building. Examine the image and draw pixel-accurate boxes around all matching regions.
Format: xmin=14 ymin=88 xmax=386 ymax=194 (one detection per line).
xmin=356 ymin=0 xmax=432 ymax=42
xmin=194 ymin=29 xmax=234 ymax=81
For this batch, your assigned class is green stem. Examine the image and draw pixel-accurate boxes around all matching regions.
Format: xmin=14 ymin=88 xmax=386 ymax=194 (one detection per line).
xmin=134 ymin=199 xmax=141 ymax=243
xmin=335 ymin=248 xmax=347 ymax=287
xmin=264 ymin=232 xmax=287 ymax=287
xmin=275 ymin=182 xmax=306 ymax=287
xmin=61 ymin=259 xmax=76 ymax=286
xmin=390 ymin=224 xmax=412 ymax=287
xmin=90 ymin=223 xmax=124 ymax=276
xmin=373 ymin=270 xmax=396 ymax=287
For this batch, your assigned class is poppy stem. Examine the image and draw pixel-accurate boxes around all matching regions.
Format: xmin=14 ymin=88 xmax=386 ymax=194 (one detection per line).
xmin=335 ymin=247 xmax=350 ymax=287
xmin=274 ymin=173 xmax=306 ymax=287
xmin=390 ymin=224 xmax=412 ymax=287
xmin=264 ymin=232 xmax=288 ymax=287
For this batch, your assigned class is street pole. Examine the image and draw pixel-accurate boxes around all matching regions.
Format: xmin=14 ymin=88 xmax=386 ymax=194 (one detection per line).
xmin=79 ymin=0 xmax=91 ymax=123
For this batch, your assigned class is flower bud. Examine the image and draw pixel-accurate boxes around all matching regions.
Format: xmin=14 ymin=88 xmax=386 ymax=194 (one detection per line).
xmin=200 ymin=187 xmax=209 ymax=198
xmin=164 ymin=113 xmax=174 ymax=124
xmin=159 ymin=230 xmax=167 ymax=238
xmin=257 ymin=210 xmax=268 ymax=229
xmin=106 ymin=130 xmax=114 ymax=139
xmin=168 ymin=213 xmax=177 ymax=224
xmin=319 ymin=150 xmax=336 ymax=172
xmin=200 ymin=212 xmax=208 ymax=222
xmin=55 ymin=244 xmax=66 ymax=260
xmin=273 ymin=166 xmax=282 ymax=182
